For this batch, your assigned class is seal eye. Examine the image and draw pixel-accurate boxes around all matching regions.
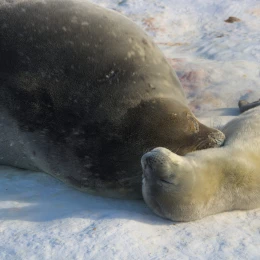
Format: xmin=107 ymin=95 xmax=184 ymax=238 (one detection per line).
xmin=160 ymin=178 xmax=173 ymax=185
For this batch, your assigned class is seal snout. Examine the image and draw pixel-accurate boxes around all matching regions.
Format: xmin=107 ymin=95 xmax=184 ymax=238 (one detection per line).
xmin=141 ymin=148 xmax=168 ymax=170
xmin=141 ymin=147 xmax=172 ymax=180
xmin=208 ymin=130 xmax=225 ymax=147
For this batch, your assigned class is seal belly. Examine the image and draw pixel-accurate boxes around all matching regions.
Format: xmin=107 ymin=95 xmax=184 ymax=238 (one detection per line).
xmin=0 ymin=109 xmax=38 ymax=171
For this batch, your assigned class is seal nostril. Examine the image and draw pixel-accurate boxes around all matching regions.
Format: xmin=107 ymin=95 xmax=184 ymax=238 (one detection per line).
xmin=141 ymin=153 xmax=153 ymax=167
xmin=145 ymin=158 xmax=153 ymax=170
xmin=141 ymin=154 xmax=155 ymax=180
xmin=146 ymin=157 xmax=153 ymax=168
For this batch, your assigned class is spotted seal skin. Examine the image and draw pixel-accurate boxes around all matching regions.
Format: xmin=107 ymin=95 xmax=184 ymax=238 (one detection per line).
xmin=0 ymin=0 xmax=225 ymax=198
xmin=142 ymin=106 xmax=260 ymax=221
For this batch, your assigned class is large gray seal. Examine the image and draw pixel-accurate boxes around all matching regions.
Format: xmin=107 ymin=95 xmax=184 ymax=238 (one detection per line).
xmin=142 ymin=104 xmax=260 ymax=221
xmin=0 ymin=0 xmax=225 ymax=198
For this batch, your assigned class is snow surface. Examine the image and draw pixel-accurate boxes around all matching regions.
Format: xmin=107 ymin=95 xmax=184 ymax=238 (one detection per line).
xmin=1 ymin=0 xmax=260 ymax=259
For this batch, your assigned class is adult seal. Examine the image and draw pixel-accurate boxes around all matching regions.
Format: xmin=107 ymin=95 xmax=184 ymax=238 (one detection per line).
xmin=0 ymin=0 xmax=224 ymax=198
xmin=142 ymin=104 xmax=260 ymax=221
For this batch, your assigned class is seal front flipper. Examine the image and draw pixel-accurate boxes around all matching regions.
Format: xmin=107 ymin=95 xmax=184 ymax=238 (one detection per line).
xmin=238 ymin=99 xmax=260 ymax=113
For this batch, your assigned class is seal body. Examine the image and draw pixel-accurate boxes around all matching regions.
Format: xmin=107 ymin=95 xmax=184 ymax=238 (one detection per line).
xmin=142 ymin=106 xmax=260 ymax=221
xmin=0 ymin=0 xmax=224 ymax=198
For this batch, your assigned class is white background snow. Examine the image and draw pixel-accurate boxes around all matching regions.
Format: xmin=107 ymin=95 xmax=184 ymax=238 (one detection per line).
xmin=1 ymin=0 xmax=260 ymax=259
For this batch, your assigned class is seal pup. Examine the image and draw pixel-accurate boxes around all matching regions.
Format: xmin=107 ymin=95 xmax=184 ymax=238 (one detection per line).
xmin=0 ymin=0 xmax=224 ymax=198
xmin=142 ymin=105 xmax=260 ymax=221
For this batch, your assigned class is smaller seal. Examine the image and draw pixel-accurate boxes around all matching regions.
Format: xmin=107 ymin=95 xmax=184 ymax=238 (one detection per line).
xmin=141 ymin=104 xmax=260 ymax=221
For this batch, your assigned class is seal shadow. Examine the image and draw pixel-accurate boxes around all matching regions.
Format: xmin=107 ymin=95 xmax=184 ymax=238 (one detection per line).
xmin=208 ymin=108 xmax=240 ymax=116
xmin=0 ymin=166 xmax=170 ymax=225
xmin=197 ymin=107 xmax=240 ymax=117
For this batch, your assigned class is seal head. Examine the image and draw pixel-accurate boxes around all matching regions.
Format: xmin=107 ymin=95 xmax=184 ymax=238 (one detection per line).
xmin=141 ymin=147 xmax=196 ymax=221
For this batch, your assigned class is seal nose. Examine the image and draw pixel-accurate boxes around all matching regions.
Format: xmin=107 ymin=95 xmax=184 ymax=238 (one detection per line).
xmin=208 ymin=130 xmax=225 ymax=147
xmin=141 ymin=153 xmax=155 ymax=179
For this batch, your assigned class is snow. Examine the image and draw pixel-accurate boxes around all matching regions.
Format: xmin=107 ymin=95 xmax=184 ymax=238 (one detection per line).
xmin=1 ymin=0 xmax=260 ymax=259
